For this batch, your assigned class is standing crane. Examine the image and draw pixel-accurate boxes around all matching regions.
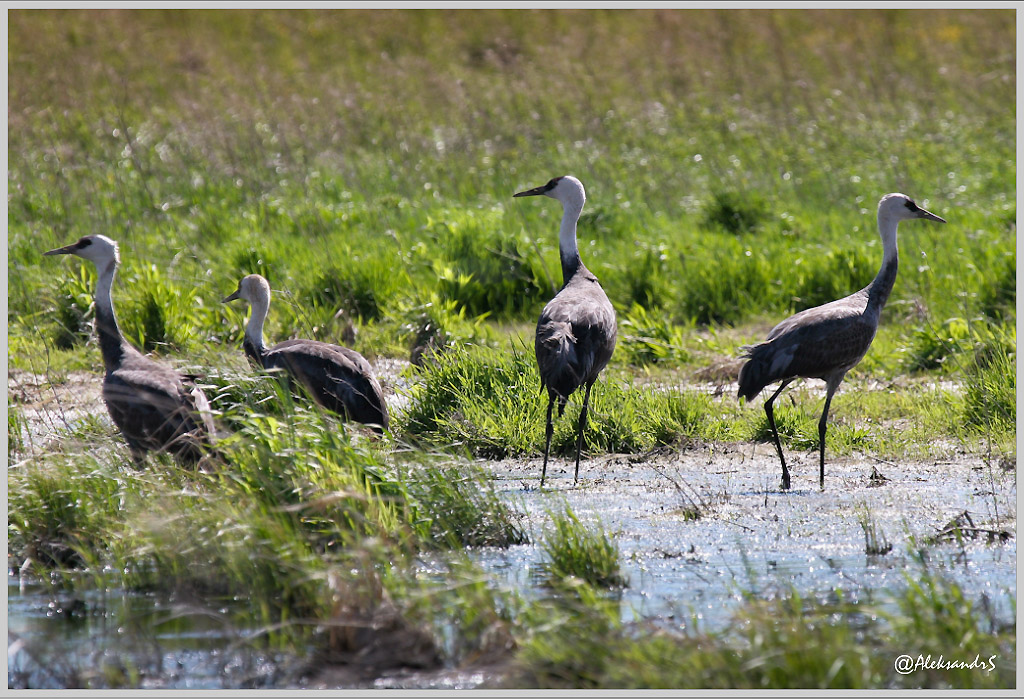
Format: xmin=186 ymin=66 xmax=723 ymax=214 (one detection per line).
xmin=222 ymin=274 xmax=389 ymax=433
xmin=515 ymin=175 xmax=617 ymax=486
xmin=44 ymin=235 xmax=217 ymax=466
xmin=738 ymin=193 xmax=945 ymax=490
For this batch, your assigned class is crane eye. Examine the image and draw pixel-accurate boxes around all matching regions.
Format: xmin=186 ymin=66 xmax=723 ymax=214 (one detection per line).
xmin=904 ymin=200 xmax=920 ymax=213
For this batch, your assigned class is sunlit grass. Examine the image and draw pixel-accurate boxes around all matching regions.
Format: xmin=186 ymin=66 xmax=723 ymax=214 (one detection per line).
xmin=399 ymin=342 xmax=734 ymax=460
xmin=540 ymin=506 xmax=628 ymax=590
xmin=510 ymin=565 xmax=1015 ymax=689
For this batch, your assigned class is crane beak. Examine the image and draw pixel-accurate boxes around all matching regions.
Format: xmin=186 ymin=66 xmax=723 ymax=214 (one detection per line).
xmin=43 ymin=242 xmax=77 ymax=256
xmin=918 ymin=208 xmax=946 ymax=224
xmin=514 ymin=184 xmax=548 ymax=198
xmin=221 ymin=290 xmax=240 ymax=303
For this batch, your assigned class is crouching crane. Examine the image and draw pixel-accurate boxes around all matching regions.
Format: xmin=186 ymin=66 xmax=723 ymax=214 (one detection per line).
xmin=222 ymin=274 xmax=389 ymax=433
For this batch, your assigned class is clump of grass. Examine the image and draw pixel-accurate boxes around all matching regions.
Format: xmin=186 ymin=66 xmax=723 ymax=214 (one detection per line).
xmin=976 ymin=248 xmax=1015 ymax=322
xmin=396 ymin=295 xmax=496 ymax=366
xmin=401 ymin=462 xmax=528 ymax=548
xmin=9 ymin=405 xmax=26 ymax=458
xmin=962 ymin=324 xmax=1015 ymax=432
xmin=701 ymin=190 xmax=770 ymax=235
xmin=399 ymin=343 xmax=731 ymax=460
xmin=788 ymin=245 xmax=874 ymax=311
xmin=617 ymin=245 xmax=673 ymax=311
xmin=510 ymin=567 xmax=1015 ymax=689
xmin=540 ymin=506 xmax=627 ymax=590
xmin=48 ymin=264 xmax=96 ymax=350
xmin=399 ymin=342 xmax=541 ymax=457
xmin=118 ymin=263 xmax=203 ymax=353
xmin=8 ymin=454 xmax=137 ymax=569
xmin=748 ymin=401 xmax=818 ymax=452
xmin=617 ymin=303 xmax=691 ymax=366
xmin=676 ymin=236 xmax=776 ymax=325
xmin=303 ymin=250 xmax=405 ymax=322
xmin=10 ymin=386 xmax=532 ymax=660
xmin=857 ymin=505 xmax=893 ymax=556
xmin=745 ymin=394 xmax=870 ymax=458
xmin=432 ymin=213 xmax=547 ymax=318
xmin=904 ymin=317 xmax=975 ymax=373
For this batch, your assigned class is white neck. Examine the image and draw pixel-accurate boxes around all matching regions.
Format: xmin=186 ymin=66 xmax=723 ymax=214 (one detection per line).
xmin=876 ymin=208 xmax=901 ymax=270
xmin=557 ymin=206 xmax=581 ymax=264
xmin=558 ymin=198 xmax=584 ymax=279
xmin=95 ymin=259 xmax=117 ymax=320
xmin=245 ymin=293 xmax=270 ymax=352
xmin=92 ymin=257 xmax=129 ymax=370
xmin=865 ymin=207 xmax=903 ymax=312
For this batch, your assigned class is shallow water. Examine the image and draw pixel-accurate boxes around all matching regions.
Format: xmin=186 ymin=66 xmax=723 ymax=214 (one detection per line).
xmin=472 ymin=443 xmax=1017 ymax=633
xmin=7 ymin=578 xmax=301 ymax=689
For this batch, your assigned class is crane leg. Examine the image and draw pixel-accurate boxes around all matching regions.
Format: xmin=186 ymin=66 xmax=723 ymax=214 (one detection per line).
xmin=541 ymin=394 xmax=555 ymax=487
xmin=573 ymin=383 xmax=594 ymax=485
xmin=764 ymin=379 xmax=794 ymax=490
xmin=818 ymin=384 xmax=838 ymax=489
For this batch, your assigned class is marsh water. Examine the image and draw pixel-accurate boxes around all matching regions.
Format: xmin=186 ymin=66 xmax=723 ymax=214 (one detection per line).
xmin=9 ymin=445 xmax=1015 ymax=689
xmin=8 ymin=368 xmax=1017 ymax=688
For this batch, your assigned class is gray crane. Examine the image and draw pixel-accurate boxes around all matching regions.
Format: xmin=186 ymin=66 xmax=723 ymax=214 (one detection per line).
xmin=738 ymin=193 xmax=945 ymax=490
xmin=515 ymin=175 xmax=617 ymax=486
xmin=44 ymin=235 xmax=217 ymax=466
xmin=222 ymin=274 xmax=389 ymax=433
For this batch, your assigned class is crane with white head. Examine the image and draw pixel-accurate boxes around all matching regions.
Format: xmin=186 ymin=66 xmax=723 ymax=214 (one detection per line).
xmin=223 ymin=274 xmax=389 ymax=433
xmin=515 ymin=175 xmax=618 ymax=486
xmin=44 ymin=235 xmax=217 ymax=466
xmin=738 ymin=193 xmax=946 ymax=490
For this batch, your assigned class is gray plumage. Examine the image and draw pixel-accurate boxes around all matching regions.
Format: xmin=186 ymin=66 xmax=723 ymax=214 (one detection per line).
xmin=44 ymin=235 xmax=217 ymax=466
xmin=738 ymin=193 xmax=945 ymax=490
xmin=223 ymin=274 xmax=389 ymax=433
xmin=516 ymin=175 xmax=617 ymax=486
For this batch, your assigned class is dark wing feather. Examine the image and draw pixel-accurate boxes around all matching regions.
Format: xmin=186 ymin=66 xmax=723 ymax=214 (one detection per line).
xmin=264 ymin=340 xmax=389 ymax=430
xmin=103 ymin=355 xmax=213 ymax=464
xmin=535 ymin=272 xmax=617 ymax=401
xmin=738 ymin=293 xmax=876 ymax=400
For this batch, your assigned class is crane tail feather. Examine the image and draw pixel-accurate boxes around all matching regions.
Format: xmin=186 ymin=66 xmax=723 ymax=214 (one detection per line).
xmin=737 ymin=343 xmax=773 ymax=402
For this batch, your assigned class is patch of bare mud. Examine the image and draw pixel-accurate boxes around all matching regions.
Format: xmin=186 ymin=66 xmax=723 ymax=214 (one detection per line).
xmin=8 ymin=369 xmax=108 ymax=457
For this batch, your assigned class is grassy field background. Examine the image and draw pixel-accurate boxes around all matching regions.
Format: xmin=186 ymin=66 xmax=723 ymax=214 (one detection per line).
xmin=7 ymin=8 xmax=1016 ymax=689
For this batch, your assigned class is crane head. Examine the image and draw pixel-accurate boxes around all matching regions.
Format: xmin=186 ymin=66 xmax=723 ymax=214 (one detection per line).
xmin=44 ymin=234 xmax=120 ymax=266
xmin=514 ymin=175 xmax=586 ymax=211
xmin=222 ymin=274 xmax=272 ymax=305
xmin=879 ymin=193 xmax=946 ymax=224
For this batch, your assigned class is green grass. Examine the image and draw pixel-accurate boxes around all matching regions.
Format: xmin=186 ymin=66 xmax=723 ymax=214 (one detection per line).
xmin=9 ymin=10 xmax=1015 ymax=369
xmin=399 ymin=342 xmax=733 ymax=460
xmin=9 ymin=389 xmax=528 ymax=654
xmin=540 ymin=506 xmax=628 ymax=590
xmin=510 ymin=565 xmax=1015 ymax=689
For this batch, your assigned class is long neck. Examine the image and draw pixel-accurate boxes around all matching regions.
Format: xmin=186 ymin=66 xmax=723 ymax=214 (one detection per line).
xmin=93 ymin=259 xmax=128 ymax=372
xmin=558 ymin=201 xmax=584 ymax=285
xmin=867 ymin=212 xmax=900 ymax=312
xmin=243 ymin=294 xmax=270 ymax=363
